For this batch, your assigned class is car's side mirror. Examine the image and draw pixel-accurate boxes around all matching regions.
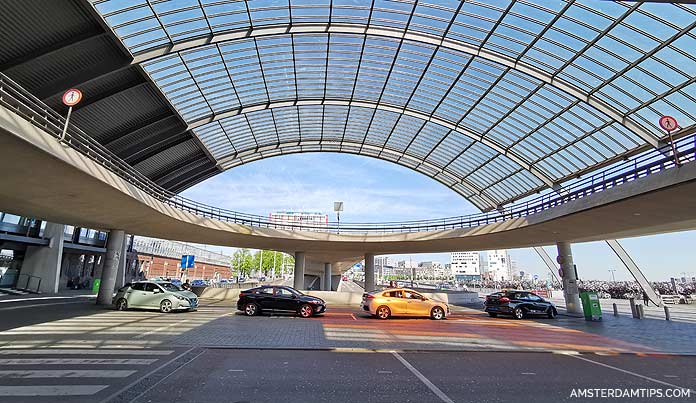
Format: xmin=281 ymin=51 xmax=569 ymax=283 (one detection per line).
xmin=292 ymin=294 xmax=298 ymax=299
xmin=153 ymin=288 xmax=161 ymax=294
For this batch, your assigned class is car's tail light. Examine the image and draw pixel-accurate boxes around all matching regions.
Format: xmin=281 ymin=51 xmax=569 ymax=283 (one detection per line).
xmin=366 ymin=294 xmax=375 ymax=299
xmin=239 ymin=292 xmax=246 ymax=297
xmin=499 ymin=297 xmax=510 ymax=303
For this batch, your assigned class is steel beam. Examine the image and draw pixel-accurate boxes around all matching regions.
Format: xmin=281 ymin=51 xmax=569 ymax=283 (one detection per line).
xmin=130 ymin=22 xmax=659 ymax=148
xmin=190 ymin=98 xmax=556 ymax=188
xmin=533 ymin=246 xmax=562 ymax=285
xmin=215 ymin=138 xmax=498 ymax=211
xmin=606 ymin=239 xmax=662 ymax=307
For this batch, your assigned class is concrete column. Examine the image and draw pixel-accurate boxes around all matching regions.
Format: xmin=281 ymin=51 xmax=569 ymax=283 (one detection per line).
xmin=364 ymin=253 xmax=375 ymax=291
xmin=557 ymin=241 xmax=582 ymax=314
xmin=323 ymin=263 xmax=332 ymax=291
xmin=21 ymin=222 xmax=65 ymax=293
xmin=114 ymin=234 xmax=128 ymax=289
xmin=97 ymin=230 xmax=125 ymax=305
xmin=293 ymin=251 xmax=305 ymax=290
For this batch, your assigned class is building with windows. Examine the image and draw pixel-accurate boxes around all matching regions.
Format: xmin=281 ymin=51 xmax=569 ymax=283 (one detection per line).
xmin=375 ymin=256 xmax=394 ymax=268
xmin=131 ymin=236 xmax=233 ymax=281
xmin=485 ymin=250 xmax=512 ymax=282
xmin=269 ymin=211 xmax=328 ymax=231
xmin=450 ymin=251 xmax=481 ymax=281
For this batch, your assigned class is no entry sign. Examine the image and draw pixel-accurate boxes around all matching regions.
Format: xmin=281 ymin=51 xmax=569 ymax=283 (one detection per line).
xmin=659 ymin=115 xmax=678 ymax=132
xmin=62 ymin=89 xmax=82 ymax=106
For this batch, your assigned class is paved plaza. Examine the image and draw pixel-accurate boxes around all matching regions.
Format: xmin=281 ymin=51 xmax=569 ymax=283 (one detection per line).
xmin=0 ymin=298 xmax=694 ymax=402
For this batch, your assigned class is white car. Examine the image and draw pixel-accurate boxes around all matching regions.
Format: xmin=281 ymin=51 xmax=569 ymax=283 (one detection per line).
xmin=113 ymin=281 xmax=199 ymax=313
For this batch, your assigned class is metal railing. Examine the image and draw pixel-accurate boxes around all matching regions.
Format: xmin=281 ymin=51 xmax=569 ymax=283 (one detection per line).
xmin=16 ymin=273 xmax=41 ymax=293
xmin=1 ymin=71 xmax=695 ymax=234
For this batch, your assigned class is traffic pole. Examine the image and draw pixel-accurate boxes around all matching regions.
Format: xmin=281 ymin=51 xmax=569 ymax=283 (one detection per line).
xmin=59 ymin=105 xmax=73 ymax=143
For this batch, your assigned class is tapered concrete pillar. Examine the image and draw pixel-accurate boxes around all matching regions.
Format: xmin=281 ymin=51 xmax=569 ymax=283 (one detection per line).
xmin=557 ymin=241 xmax=582 ymax=314
xmin=21 ymin=222 xmax=65 ymax=294
xmin=97 ymin=230 xmax=125 ymax=305
xmin=323 ymin=263 xmax=332 ymax=291
xmin=114 ymin=234 xmax=128 ymax=289
xmin=364 ymin=253 xmax=375 ymax=291
xmin=293 ymin=251 xmax=305 ymax=290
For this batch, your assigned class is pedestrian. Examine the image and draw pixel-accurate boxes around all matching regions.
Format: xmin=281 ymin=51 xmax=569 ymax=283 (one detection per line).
xmin=642 ymin=290 xmax=650 ymax=306
xmin=182 ymin=280 xmax=192 ymax=291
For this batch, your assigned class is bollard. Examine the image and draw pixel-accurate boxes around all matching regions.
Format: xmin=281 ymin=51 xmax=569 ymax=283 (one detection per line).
xmin=613 ymin=303 xmax=618 ymax=316
xmin=664 ymin=305 xmax=671 ymax=321
xmin=637 ymin=304 xmax=644 ymax=319
xmin=629 ymin=298 xmax=637 ymax=318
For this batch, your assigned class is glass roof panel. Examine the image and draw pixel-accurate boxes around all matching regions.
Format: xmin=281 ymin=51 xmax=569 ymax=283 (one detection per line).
xmin=93 ymin=0 xmax=696 ymax=209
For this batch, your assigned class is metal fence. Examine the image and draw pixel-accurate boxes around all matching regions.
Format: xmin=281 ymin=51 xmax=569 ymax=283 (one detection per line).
xmin=2 ymin=71 xmax=694 ymax=234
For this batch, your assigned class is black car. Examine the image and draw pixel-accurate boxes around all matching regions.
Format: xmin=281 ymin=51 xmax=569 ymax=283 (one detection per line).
xmin=484 ymin=290 xmax=557 ymax=319
xmin=237 ymin=286 xmax=326 ymax=318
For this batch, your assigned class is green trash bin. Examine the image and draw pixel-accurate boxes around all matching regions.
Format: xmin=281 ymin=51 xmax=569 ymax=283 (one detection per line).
xmin=580 ymin=292 xmax=602 ymax=321
xmin=92 ymin=278 xmax=101 ymax=294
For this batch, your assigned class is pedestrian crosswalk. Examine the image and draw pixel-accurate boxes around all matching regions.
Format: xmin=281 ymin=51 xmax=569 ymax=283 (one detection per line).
xmin=0 ymin=347 xmax=177 ymax=400
xmin=0 ymin=288 xmax=31 ymax=298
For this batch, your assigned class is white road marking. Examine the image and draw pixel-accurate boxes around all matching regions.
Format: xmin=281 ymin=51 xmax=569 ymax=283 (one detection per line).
xmin=0 ymin=301 xmax=91 ymax=311
xmin=566 ymin=354 xmax=695 ymax=392
xmin=228 ymin=369 xmax=244 ymax=372
xmin=0 ymin=358 xmax=156 ymax=365
xmin=391 ymin=352 xmax=454 ymax=403
xmin=0 ymin=295 xmax=94 ymax=304
xmin=111 ymin=348 xmax=206 ymax=403
xmin=0 ymin=369 xmax=136 ymax=378
xmin=134 ymin=321 xmax=187 ymax=339
xmin=521 ymin=372 xmax=536 ymax=375
xmin=664 ymin=375 xmax=679 ymax=378
xmin=0 ymin=385 xmax=107 ymax=396
xmin=378 ymin=370 xmax=392 ymax=374
xmin=0 ymin=349 xmax=172 ymax=355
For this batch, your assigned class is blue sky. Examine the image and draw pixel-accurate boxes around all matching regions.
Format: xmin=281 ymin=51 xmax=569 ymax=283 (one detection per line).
xmin=182 ymin=152 xmax=696 ymax=282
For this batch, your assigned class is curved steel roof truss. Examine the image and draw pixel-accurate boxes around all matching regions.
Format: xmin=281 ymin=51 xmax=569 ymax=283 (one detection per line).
xmin=89 ymin=0 xmax=696 ymax=209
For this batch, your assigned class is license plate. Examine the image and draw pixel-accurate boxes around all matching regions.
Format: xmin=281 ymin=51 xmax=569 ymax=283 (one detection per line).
xmin=488 ymin=307 xmax=498 ymax=311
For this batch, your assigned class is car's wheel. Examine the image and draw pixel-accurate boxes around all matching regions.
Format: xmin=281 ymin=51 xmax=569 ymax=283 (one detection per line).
xmin=513 ymin=307 xmax=525 ymax=319
xmin=376 ymin=305 xmax=391 ymax=320
xmin=488 ymin=312 xmax=498 ymax=318
xmin=298 ymin=304 xmax=314 ymax=318
xmin=116 ymin=298 xmax=128 ymax=311
xmin=547 ymin=307 xmax=557 ymax=319
xmin=431 ymin=306 xmax=445 ymax=320
xmin=159 ymin=299 xmax=173 ymax=313
xmin=244 ymin=302 xmax=259 ymax=316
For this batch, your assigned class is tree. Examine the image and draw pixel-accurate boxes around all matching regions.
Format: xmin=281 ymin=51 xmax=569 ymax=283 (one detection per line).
xmin=251 ymin=250 xmax=295 ymax=277
xmin=232 ymin=248 xmax=253 ymax=277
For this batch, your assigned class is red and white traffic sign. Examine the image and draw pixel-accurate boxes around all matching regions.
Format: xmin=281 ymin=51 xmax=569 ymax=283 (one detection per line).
xmin=659 ymin=115 xmax=678 ymax=132
xmin=62 ymin=89 xmax=82 ymax=107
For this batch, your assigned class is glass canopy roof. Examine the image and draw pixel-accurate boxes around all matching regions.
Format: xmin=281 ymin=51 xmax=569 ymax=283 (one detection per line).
xmin=91 ymin=0 xmax=696 ymax=210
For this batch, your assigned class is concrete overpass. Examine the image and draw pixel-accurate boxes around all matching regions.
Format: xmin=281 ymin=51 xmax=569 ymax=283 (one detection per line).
xmin=2 ymin=93 xmax=696 ymax=306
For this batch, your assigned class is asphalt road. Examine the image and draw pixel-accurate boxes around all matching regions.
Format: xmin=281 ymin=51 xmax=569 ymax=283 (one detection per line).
xmin=125 ymin=349 xmax=695 ymax=403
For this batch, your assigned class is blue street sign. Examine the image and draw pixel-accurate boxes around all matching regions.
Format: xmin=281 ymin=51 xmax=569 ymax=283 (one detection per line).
xmin=533 ymin=274 xmax=539 ymax=281
xmin=181 ymin=255 xmax=195 ymax=269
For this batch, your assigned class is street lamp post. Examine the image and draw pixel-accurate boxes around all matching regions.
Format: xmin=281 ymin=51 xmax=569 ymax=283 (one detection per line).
xmin=608 ymin=269 xmax=616 ymax=282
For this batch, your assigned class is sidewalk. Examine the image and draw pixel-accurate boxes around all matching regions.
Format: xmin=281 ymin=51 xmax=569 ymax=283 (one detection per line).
xmin=0 ymin=289 xmax=95 ymax=303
